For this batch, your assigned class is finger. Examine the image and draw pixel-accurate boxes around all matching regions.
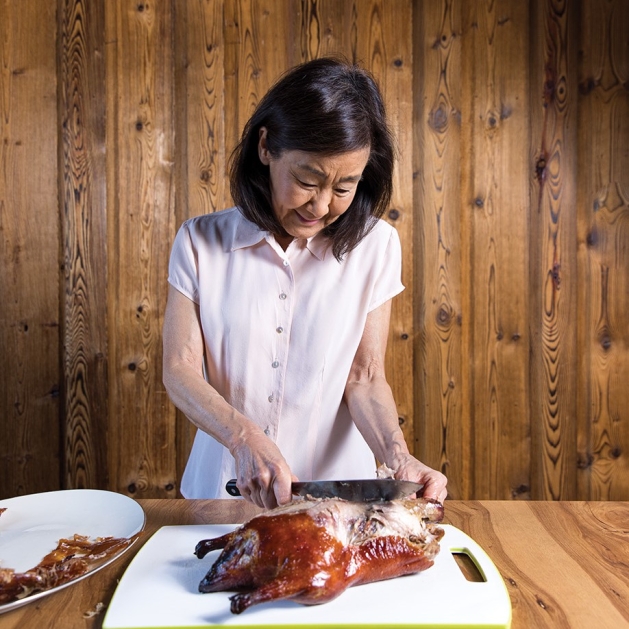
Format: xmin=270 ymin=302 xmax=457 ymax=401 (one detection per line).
xmin=260 ymin=484 xmax=280 ymax=509
xmin=272 ymin=477 xmax=293 ymax=506
xmin=244 ymin=482 xmax=266 ymax=508
xmin=420 ymin=477 xmax=444 ymax=502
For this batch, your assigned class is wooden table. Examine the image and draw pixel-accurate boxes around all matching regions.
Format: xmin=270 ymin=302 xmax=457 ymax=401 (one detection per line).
xmin=0 ymin=500 xmax=627 ymax=628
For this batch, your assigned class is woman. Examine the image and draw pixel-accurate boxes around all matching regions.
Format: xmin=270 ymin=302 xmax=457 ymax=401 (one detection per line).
xmin=163 ymin=57 xmax=447 ymax=508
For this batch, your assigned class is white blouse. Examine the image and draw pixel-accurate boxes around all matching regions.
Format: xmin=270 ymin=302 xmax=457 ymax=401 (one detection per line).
xmin=168 ymin=207 xmax=404 ymax=499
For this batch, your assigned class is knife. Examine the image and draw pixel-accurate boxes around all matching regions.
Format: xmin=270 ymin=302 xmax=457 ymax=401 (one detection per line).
xmin=225 ymin=478 xmax=423 ymax=502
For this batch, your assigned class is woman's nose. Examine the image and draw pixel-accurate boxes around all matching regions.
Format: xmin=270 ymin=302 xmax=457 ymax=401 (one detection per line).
xmin=308 ymin=190 xmax=332 ymax=217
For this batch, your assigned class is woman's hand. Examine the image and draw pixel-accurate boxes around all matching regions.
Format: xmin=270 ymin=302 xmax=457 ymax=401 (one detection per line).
xmin=230 ymin=432 xmax=297 ymax=509
xmin=388 ymin=453 xmax=448 ymax=503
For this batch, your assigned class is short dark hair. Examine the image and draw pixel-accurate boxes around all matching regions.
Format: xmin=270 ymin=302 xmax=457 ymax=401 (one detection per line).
xmin=229 ymin=57 xmax=395 ymax=260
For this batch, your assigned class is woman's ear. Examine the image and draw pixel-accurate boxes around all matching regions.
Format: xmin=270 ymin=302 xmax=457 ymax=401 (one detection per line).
xmin=258 ymin=127 xmax=271 ymax=165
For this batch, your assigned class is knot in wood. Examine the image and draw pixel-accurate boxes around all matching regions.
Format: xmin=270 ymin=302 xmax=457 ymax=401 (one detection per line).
xmin=428 ymin=105 xmax=448 ymax=132
xmin=577 ymin=452 xmax=593 ymax=469
xmin=388 ymin=208 xmax=400 ymax=221
xmin=436 ymin=306 xmax=451 ymax=325
xmin=512 ymin=484 xmax=529 ymax=496
xmin=586 ymin=229 xmax=598 ymax=246
xmin=600 ymin=334 xmax=612 ymax=350
xmin=578 ymin=77 xmax=597 ymax=95
xmin=551 ymin=262 xmax=561 ymax=289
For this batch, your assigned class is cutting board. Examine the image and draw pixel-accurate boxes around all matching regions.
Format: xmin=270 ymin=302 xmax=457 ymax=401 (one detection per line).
xmin=103 ymin=523 xmax=512 ymax=629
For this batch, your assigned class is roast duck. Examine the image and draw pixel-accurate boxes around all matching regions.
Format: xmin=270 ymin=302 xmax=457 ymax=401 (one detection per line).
xmin=195 ymin=496 xmax=445 ymax=614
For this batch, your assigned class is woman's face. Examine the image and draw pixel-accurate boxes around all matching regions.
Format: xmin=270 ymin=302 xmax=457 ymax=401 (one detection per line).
xmin=258 ymin=127 xmax=370 ymax=245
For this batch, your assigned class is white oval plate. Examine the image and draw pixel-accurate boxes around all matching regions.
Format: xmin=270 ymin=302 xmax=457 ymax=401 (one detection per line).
xmin=0 ymin=489 xmax=145 ymax=614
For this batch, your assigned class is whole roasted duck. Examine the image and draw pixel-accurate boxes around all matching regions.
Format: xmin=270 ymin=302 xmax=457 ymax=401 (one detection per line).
xmin=195 ymin=497 xmax=444 ymax=614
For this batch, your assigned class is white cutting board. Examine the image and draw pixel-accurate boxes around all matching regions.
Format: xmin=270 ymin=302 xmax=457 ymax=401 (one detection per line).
xmin=103 ymin=524 xmax=512 ymax=629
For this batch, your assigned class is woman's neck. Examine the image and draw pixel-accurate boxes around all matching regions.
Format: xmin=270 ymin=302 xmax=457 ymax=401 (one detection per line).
xmin=274 ymin=233 xmax=294 ymax=251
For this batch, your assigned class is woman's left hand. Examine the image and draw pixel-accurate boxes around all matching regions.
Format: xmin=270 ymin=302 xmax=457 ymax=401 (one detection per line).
xmin=390 ymin=453 xmax=448 ymax=504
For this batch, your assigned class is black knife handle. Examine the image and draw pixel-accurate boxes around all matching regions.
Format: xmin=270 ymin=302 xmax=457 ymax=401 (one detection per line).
xmin=225 ymin=479 xmax=241 ymax=497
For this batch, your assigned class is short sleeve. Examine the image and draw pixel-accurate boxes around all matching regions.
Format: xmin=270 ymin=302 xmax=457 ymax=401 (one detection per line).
xmin=368 ymin=224 xmax=405 ymax=312
xmin=168 ymin=221 xmax=200 ymax=303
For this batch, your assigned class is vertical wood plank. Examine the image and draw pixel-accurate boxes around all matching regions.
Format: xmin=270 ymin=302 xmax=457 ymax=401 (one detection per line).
xmin=460 ymin=0 xmax=532 ymax=499
xmin=298 ymin=0 xmax=348 ymax=62
xmin=413 ymin=0 xmax=466 ymax=499
xmin=0 ymin=1 xmax=60 ymax=498
xmin=229 ymin=0 xmax=292 ymax=135
xmin=577 ymin=0 xmax=629 ymax=500
xmin=59 ymin=0 xmax=109 ymax=490
xmin=106 ymin=0 xmax=177 ymax=498
xmin=178 ymin=0 xmax=228 ymax=218
xmin=529 ymin=0 xmax=579 ymax=500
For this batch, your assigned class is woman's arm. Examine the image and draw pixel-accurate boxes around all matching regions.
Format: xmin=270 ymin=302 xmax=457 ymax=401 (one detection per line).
xmin=162 ymin=285 xmax=294 ymax=508
xmin=343 ymin=300 xmax=448 ymax=503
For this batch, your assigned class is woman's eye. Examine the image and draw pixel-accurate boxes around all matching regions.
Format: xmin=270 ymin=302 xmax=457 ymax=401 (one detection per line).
xmin=335 ymin=188 xmax=351 ymax=196
xmin=297 ymin=178 xmax=316 ymax=188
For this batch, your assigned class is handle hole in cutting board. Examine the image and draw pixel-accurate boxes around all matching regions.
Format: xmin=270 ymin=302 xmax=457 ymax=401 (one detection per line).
xmin=452 ymin=551 xmax=486 ymax=582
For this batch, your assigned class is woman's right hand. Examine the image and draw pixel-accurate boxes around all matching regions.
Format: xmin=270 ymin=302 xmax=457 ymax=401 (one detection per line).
xmin=229 ymin=433 xmax=296 ymax=509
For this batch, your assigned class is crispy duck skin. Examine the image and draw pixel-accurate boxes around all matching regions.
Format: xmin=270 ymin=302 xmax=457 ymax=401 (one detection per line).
xmin=195 ymin=497 xmax=444 ymax=615
xmin=0 ymin=534 xmax=138 ymax=605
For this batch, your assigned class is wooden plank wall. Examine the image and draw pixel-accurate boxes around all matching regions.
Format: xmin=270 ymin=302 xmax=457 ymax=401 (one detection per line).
xmin=1 ymin=0 xmax=627 ymax=501
xmin=1 ymin=1 xmax=60 ymax=495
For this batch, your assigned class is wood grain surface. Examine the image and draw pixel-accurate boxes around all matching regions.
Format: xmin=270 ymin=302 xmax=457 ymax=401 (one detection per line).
xmin=1 ymin=0 xmax=628 ymax=501
xmin=0 ymin=0 xmax=60 ymax=495
xmin=529 ymin=0 xmax=579 ymax=502
xmin=576 ymin=0 xmax=629 ymax=501
xmin=413 ymin=0 xmax=466 ymax=501
xmin=60 ymin=0 xmax=110 ymax=490
xmin=105 ymin=0 xmax=177 ymax=498
xmin=0 ymin=499 xmax=627 ymax=629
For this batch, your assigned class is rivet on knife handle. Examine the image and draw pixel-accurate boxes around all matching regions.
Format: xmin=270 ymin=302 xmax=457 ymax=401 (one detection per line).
xmin=225 ymin=479 xmax=241 ymax=497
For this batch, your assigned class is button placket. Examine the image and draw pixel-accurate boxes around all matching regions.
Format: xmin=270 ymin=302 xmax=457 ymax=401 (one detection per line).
xmin=268 ymin=260 xmax=293 ymax=433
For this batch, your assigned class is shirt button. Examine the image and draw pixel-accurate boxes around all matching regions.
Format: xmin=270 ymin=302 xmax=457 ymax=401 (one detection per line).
xmin=268 ymin=395 xmax=274 ymax=403
xmin=279 ymin=292 xmax=287 ymax=300
xmin=264 ymin=427 xmax=270 ymax=436
xmin=276 ymin=326 xmax=283 ymax=334
xmin=283 ymin=259 xmax=289 ymax=266
xmin=271 ymin=361 xmax=280 ymax=368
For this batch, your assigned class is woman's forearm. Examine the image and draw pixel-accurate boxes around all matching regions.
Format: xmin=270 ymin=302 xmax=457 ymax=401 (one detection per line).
xmin=163 ymin=359 xmax=264 ymax=455
xmin=162 ymin=285 xmax=265 ymax=454
xmin=344 ymin=375 xmax=410 ymax=468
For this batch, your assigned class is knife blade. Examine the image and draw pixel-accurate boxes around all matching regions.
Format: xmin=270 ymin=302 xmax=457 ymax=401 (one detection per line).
xmin=225 ymin=478 xmax=423 ymax=502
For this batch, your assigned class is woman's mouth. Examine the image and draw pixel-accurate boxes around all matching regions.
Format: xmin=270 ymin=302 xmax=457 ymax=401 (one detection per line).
xmin=295 ymin=211 xmax=321 ymax=226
